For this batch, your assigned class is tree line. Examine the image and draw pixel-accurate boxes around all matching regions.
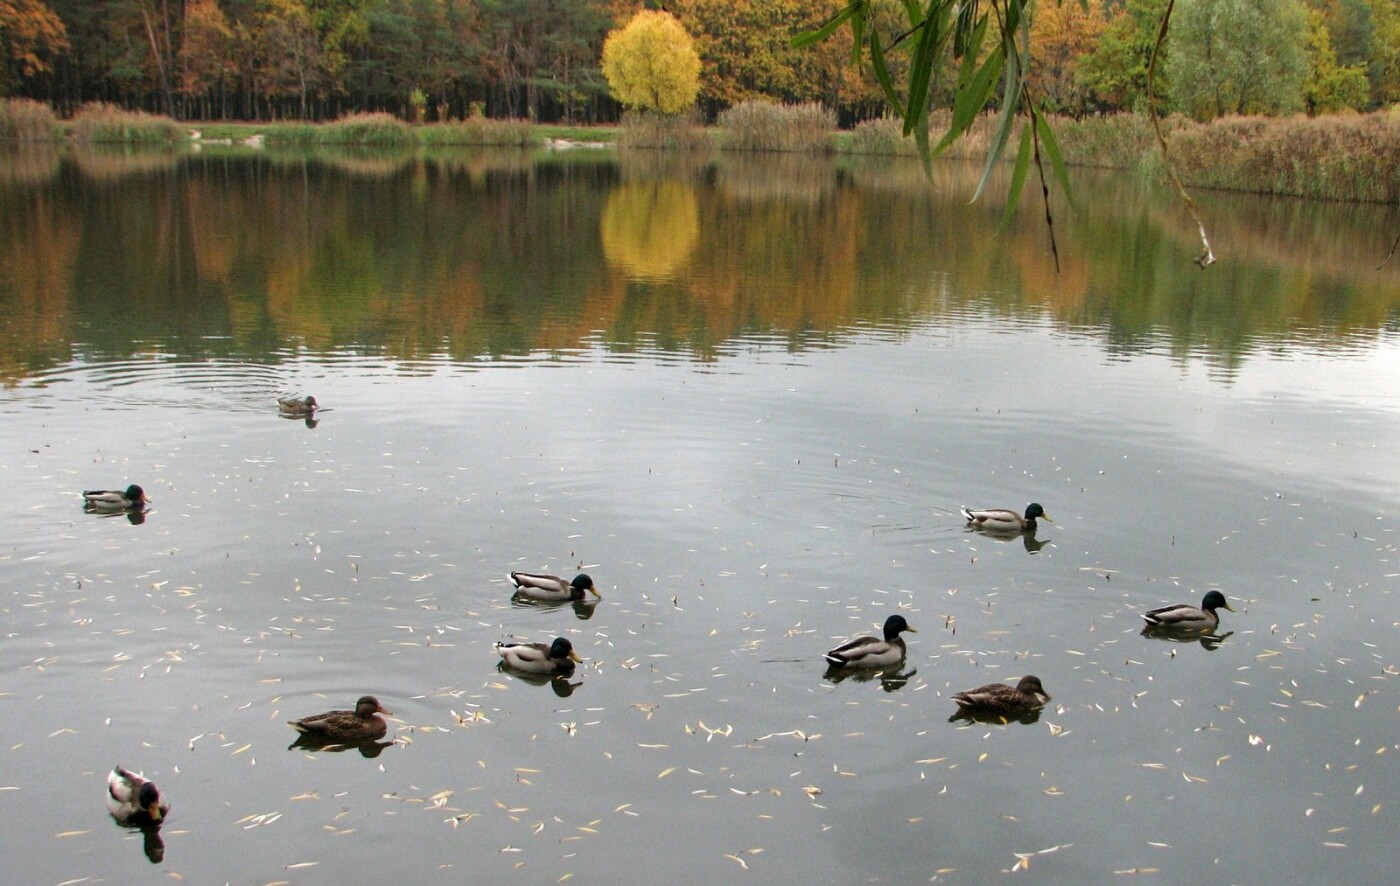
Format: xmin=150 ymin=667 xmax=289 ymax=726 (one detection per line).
xmin=2 ymin=0 xmax=1397 ymax=124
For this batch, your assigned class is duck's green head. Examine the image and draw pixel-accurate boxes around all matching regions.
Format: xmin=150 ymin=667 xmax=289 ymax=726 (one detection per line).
xmin=1025 ymin=503 xmax=1050 ymax=522
xmin=1201 ymin=590 xmax=1233 ymax=612
xmin=883 ymin=614 xmax=915 ymax=639
xmin=572 ymin=574 xmax=601 ymax=598
xmin=550 ymin=637 xmax=582 ymax=663
xmin=137 ymin=782 xmax=163 ymax=821
xmin=126 ymin=485 xmax=149 ymax=504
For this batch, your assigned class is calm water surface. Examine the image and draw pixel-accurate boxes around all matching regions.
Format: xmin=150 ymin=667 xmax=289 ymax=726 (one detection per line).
xmin=1 ymin=145 xmax=1399 ymax=884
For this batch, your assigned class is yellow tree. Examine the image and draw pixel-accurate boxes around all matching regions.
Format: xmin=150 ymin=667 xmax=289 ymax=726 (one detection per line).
xmin=1029 ymin=0 xmax=1109 ymax=115
xmin=600 ymin=10 xmax=700 ymax=115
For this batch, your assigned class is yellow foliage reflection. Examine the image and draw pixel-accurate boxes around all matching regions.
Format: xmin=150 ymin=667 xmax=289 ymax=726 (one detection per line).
xmin=600 ymin=180 xmax=700 ymax=282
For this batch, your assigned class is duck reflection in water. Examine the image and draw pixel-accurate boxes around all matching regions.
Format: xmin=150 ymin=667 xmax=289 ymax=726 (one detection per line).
xmin=508 ymin=593 xmax=601 ymax=622
xmin=287 ymin=732 xmax=395 ymax=758
xmin=108 ymin=817 xmax=167 ymax=863
xmin=823 ymin=663 xmax=917 ymax=693
xmin=277 ymin=412 xmax=319 ymax=428
xmin=1141 ymin=625 xmax=1234 ymax=651
xmin=970 ymin=528 xmax=1049 ymax=554
xmin=498 ymin=666 xmax=585 ymax=698
xmin=949 ymin=704 xmax=1045 ymax=726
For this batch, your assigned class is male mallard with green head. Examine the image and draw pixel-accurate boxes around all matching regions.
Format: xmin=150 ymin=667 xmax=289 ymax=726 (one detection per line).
xmin=106 ymin=766 xmax=169 ymax=824
xmin=961 ymin=503 xmax=1051 ymax=533
xmin=824 ymin=615 xmax=916 ymax=669
xmin=495 ymin=637 xmax=581 ymax=675
xmin=509 ymin=572 xmax=600 ymax=603
xmin=83 ymin=485 xmax=149 ymax=511
xmin=1142 ymin=590 xmax=1234 ymax=631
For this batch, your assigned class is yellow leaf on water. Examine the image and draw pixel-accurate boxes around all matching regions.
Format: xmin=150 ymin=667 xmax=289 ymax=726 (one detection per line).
xmin=54 ymin=830 xmax=91 ymax=838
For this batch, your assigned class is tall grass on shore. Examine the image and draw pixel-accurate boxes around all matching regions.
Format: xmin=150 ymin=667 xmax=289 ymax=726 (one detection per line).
xmin=617 ymin=111 xmax=714 ymax=151
xmin=1163 ymin=112 xmax=1400 ymax=203
xmin=847 ymin=117 xmax=918 ymax=156
xmin=718 ymin=101 xmax=834 ymax=153
xmin=420 ymin=118 xmax=538 ymax=147
xmin=317 ymin=112 xmax=414 ymax=146
xmin=0 ymin=99 xmax=60 ymax=142
xmin=67 ymin=103 xmax=185 ymax=145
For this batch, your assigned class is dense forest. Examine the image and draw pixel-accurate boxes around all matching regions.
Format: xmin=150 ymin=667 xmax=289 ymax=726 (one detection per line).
xmin=2 ymin=0 xmax=1398 ymax=124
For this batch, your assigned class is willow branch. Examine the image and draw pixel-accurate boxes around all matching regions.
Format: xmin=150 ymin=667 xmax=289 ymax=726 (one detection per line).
xmin=1146 ymin=0 xmax=1215 ymax=268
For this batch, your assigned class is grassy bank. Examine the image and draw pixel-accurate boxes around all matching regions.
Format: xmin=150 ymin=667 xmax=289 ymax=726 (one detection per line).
xmin=841 ymin=109 xmax=1400 ymax=204
xmin=5 ymin=99 xmax=1396 ymax=203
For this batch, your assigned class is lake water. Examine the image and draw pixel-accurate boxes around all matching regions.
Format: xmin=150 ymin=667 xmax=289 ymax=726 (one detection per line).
xmin=1 ymin=143 xmax=1399 ymax=884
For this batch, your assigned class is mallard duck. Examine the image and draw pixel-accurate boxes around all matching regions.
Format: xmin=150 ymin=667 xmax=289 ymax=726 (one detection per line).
xmin=951 ymin=675 xmax=1051 ymax=716
xmin=824 ymin=614 xmax=916 ymax=668
xmin=83 ymin=485 xmax=149 ymax=510
xmin=277 ymin=395 xmax=318 ymax=414
xmin=106 ymin=766 xmax=169 ymax=824
xmin=961 ymin=503 xmax=1051 ymax=533
xmin=509 ymin=571 xmax=600 ymax=603
xmin=287 ymin=695 xmax=392 ymax=742
xmin=1142 ymin=590 xmax=1234 ymax=631
xmin=495 ymin=637 xmax=581 ymax=675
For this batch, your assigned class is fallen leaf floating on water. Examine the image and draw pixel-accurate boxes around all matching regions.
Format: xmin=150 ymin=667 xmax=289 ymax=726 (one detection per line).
xmin=238 ymin=811 xmax=282 ymax=829
xmin=54 ymin=830 xmax=91 ymax=838
xmin=724 ymin=854 xmax=749 ymax=870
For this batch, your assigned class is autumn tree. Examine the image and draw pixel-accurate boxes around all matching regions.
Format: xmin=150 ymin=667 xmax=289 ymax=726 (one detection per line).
xmin=1077 ymin=0 xmax=1171 ymax=111
xmin=253 ymin=0 xmax=329 ymax=117
xmin=1304 ymin=9 xmax=1370 ymax=112
xmin=180 ymin=0 xmax=234 ymax=117
xmin=666 ymin=0 xmax=860 ymax=115
xmin=478 ymin=0 xmax=610 ymax=121
xmin=1364 ymin=0 xmax=1400 ymax=104
xmin=0 ymin=0 xmax=70 ymax=94
xmin=600 ymin=9 xmax=700 ymax=115
xmin=1166 ymin=0 xmax=1309 ymax=120
xmin=1027 ymin=0 xmax=1108 ymax=115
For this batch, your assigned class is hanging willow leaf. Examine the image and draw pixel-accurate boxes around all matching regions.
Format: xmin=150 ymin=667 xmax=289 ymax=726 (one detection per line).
xmin=791 ymin=0 xmax=1097 ymax=252
xmin=791 ymin=1 xmax=863 ymax=49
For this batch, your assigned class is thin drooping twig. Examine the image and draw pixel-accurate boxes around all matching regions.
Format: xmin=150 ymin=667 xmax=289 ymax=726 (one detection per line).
xmin=1031 ymin=109 xmax=1060 ymax=274
xmin=1378 ymin=226 xmax=1400 ymax=270
xmin=1146 ymin=0 xmax=1215 ymax=268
